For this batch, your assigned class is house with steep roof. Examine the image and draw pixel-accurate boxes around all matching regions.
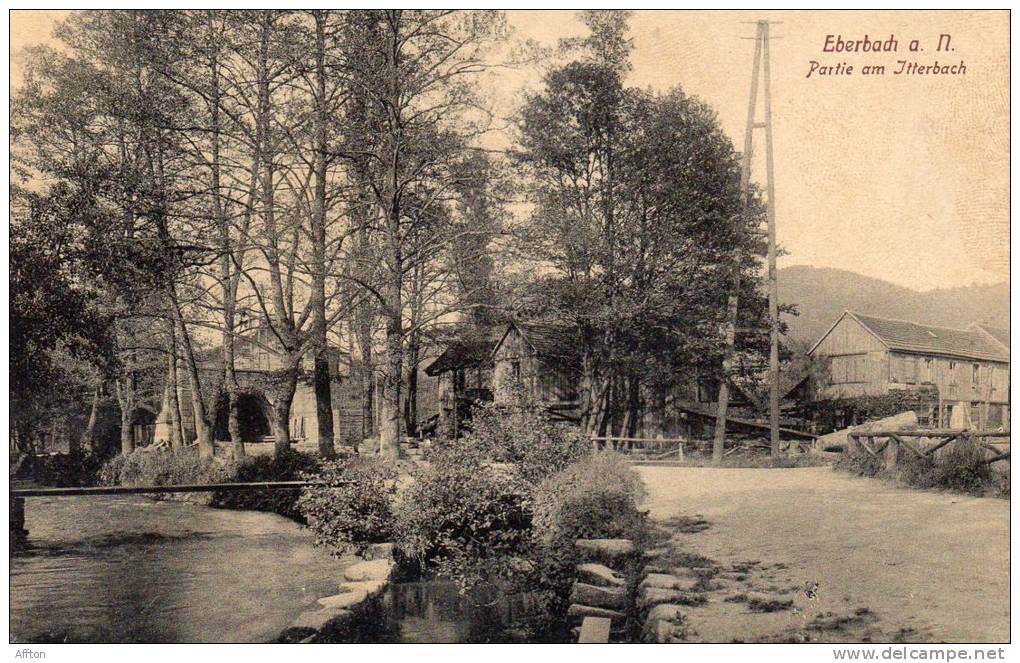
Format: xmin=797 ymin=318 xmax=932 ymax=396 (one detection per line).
xmin=491 ymin=321 xmax=581 ymax=417
xmin=808 ymin=311 xmax=1009 ymax=428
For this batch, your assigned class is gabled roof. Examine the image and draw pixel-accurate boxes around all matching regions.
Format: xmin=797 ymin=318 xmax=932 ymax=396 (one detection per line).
xmin=970 ymin=323 xmax=1010 ymax=353
xmin=492 ymin=321 xmax=579 ymax=362
xmin=424 ymin=338 xmax=496 ymax=376
xmin=810 ymin=311 xmax=1009 ymax=363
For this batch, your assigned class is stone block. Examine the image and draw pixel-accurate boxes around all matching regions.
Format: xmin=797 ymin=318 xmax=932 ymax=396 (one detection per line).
xmin=569 ymin=582 xmax=629 ymax=610
xmin=317 ymin=590 xmax=369 ymax=609
xmin=577 ymin=563 xmax=626 ymax=588
xmin=339 ymin=579 xmax=388 ymax=599
xmin=638 ymin=587 xmax=696 ymax=611
xmin=566 ymin=604 xmax=626 ymax=621
xmin=578 ymin=617 xmax=612 ymax=643
xmin=575 ymin=539 xmax=635 ymax=563
xmin=646 ymin=603 xmax=684 ymax=623
xmin=639 ymin=573 xmax=696 ymax=591
xmin=343 ymin=558 xmax=393 ymax=582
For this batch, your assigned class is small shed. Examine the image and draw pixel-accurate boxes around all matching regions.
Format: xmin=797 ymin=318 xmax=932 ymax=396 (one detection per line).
xmin=491 ymin=321 xmax=580 ymax=406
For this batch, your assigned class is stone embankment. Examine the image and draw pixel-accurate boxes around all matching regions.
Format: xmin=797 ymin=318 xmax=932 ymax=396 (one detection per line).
xmin=568 ymin=539 xmax=639 ymax=642
xmin=279 ymin=543 xmax=396 ymax=643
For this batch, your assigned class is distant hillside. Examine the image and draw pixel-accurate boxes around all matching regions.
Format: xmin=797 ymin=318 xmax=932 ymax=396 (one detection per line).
xmin=778 ymin=266 xmax=1009 ymax=346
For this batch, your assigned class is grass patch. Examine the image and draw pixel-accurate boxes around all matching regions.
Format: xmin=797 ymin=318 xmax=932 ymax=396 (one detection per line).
xmin=807 ymin=608 xmax=878 ymax=632
xmin=661 ymin=515 xmax=711 ymax=533
xmin=747 ymin=596 xmax=794 ymax=613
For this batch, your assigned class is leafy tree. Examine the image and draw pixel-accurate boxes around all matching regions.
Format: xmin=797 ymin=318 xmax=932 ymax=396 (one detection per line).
xmin=515 ymin=11 xmax=769 ymax=436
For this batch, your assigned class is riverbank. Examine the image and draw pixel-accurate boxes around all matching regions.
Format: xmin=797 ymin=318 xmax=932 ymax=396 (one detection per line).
xmin=11 ymin=494 xmax=356 ymax=643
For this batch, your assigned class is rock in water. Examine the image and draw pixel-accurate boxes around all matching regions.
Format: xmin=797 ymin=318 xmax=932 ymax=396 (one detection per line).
xmin=317 ymin=590 xmax=369 ymax=609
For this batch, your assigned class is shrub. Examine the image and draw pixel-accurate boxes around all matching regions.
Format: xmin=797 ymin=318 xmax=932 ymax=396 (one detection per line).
xmin=100 ymin=448 xmax=232 ymax=503
xmin=213 ymin=450 xmax=320 ymax=521
xmin=837 ymin=439 xmax=1002 ymax=498
xmin=532 ymin=451 xmax=647 ymax=546
xmin=833 ymin=447 xmax=883 ymax=477
xmin=393 ymin=445 xmax=532 ymax=591
xmin=451 ymin=384 xmax=590 ymax=486
xmin=17 ymin=451 xmax=105 ymax=487
xmin=297 ymin=456 xmax=396 ymax=557
xmin=898 ymin=443 xmax=993 ymax=496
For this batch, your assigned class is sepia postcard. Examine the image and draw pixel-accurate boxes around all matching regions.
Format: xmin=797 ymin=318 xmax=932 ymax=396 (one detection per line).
xmin=6 ymin=6 xmax=1011 ymax=658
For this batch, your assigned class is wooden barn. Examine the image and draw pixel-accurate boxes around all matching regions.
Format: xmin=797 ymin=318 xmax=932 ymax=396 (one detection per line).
xmin=491 ymin=322 xmax=580 ymax=417
xmin=808 ymin=311 xmax=1010 ymax=428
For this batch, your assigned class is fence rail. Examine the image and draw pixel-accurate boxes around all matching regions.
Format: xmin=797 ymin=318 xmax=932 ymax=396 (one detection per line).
xmin=9 ymin=480 xmax=335 ymax=498
xmin=846 ymin=429 xmax=1010 ymax=467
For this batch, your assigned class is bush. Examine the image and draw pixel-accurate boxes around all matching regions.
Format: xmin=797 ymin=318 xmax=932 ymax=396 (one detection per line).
xmin=532 ymin=451 xmax=647 ymax=546
xmin=450 ymin=384 xmax=590 ymax=486
xmin=213 ymin=450 xmax=320 ymax=521
xmin=836 ymin=440 xmax=1003 ymax=498
xmin=898 ymin=443 xmax=993 ymax=496
xmin=99 ymin=448 xmax=231 ymax=505
xmin=833 ymin=447 xmax=883 ymax=477
xmin=100 ymin=448 xmax=232 ymax=499
xmin=393 ymin=445 xmax=532 ymax=591
xmin=15 ymin=451 xmax=105 ymax=487
xmin=99 ymin=447 xmax=321 ymax=515
xmin=297 ymin=456 xmax=396 ymax=557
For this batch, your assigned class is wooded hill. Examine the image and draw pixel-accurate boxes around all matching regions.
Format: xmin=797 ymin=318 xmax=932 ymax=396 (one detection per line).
xmin=778 ymin=265 xmax=1009 ymax=345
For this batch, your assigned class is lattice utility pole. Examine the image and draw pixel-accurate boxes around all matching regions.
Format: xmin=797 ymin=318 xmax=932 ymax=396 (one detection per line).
xmin=713 ymin=20 xmax=781 ymax=464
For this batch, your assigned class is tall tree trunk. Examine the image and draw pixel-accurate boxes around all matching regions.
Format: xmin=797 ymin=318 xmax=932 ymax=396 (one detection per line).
xmin=268 ymin=370 xmax=298 ymax=458
xmin=81 ymin=382 xmax=101 ymax=454
xmin=166 ymin=319 xmax=186 ymax=449
xmin=173 ymin=303 xmax=214 ymax=458
xmin=209 ymin=46 xmax=245 ymax=460
xmin=379 ymin=311 xmax=403 ymax=460
xmin=310 ymin=10 xmax=335 ymax=458
xmin=403 ymin=337 xmax=419 ymax=438
xmin=115 ymin=378 xmax=135 ymax=455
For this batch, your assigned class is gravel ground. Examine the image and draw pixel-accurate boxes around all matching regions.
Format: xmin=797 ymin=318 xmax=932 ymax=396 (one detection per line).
xmin=637 ymin=466 xmax=1009 ymax=643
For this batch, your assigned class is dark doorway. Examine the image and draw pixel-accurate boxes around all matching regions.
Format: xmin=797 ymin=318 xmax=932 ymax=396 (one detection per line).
xmin=213 ymin=393 xmax=272 ymax=442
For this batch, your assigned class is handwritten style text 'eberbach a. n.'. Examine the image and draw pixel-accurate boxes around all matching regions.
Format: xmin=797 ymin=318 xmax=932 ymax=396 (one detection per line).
xmin=807 ymin=33 xmax=966 ymax=78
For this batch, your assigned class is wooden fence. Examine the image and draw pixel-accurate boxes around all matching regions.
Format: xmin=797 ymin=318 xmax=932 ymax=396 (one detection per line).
xmin=846 ymin=429 xmax=1010 ymax=469
xmin=591 ymin=436 xmax=686 ymax=461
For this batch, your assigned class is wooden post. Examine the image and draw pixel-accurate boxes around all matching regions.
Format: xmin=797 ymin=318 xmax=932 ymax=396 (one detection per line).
xmin=714 ymin=21 xmax=764 ymax=467
xmin=10 ymin=496 xmax=27 ymax=542
xmin=883 ymin=435 xmax=899 ymax=470
xmin=762 ymin=21 xmax=781 ymax=458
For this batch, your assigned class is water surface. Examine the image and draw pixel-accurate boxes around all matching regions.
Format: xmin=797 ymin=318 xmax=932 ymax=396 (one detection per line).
xmin=11 ymin=494 xmax=353 ymax=643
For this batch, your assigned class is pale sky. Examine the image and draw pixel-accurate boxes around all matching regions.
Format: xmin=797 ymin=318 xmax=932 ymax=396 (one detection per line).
xmin=10 ymin=10 xmax=1010 ymax=291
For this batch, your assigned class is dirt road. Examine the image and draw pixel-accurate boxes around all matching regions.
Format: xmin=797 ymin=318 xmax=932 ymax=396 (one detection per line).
xmin=637 ymin=466 xmax=1009 ymax=643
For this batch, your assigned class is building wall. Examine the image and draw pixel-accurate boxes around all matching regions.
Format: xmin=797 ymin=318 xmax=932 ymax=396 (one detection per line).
xmin=811 ymin=315 xmax=1010 ymax=428
xmin=492 ymin=328 xmax=577 ymax=404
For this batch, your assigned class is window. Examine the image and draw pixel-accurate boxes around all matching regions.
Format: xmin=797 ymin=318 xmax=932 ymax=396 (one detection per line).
xmin=511 ymin=360 xmax=521 ymax=382
xmin=972 ymin=364 xmax=981 ymax=386
xmin=923 ymin=358 xmax=933 ymax=383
